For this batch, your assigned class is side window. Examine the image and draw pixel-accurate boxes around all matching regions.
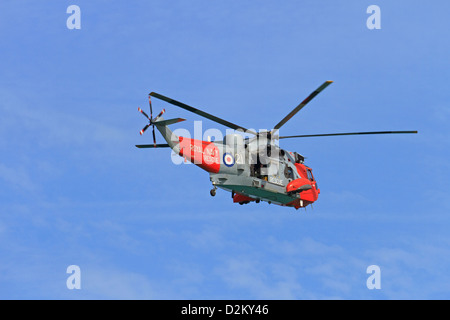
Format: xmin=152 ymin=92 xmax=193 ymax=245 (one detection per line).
xmin=284 ymin=166 xmax=294 ymax=180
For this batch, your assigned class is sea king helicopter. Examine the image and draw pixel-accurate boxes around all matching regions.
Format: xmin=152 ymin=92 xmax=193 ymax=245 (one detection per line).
xmin=136 ymin=81 xmax=417 ymax=209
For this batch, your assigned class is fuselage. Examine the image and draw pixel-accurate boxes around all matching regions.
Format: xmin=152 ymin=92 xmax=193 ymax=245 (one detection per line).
xmin=156 ymin=122 xmax=319 ymax=209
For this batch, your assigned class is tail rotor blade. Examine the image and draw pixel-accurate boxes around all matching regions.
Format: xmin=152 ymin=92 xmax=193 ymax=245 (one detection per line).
xmin=148 ymin=94 xmax=153 ymax=119
xmin=140 ymin=124 xmax=151 ymax=135
xmin=155 ymin=109 xmax=166 ymax=120
xmin=138 ymin=107 xmax=150 ymax=120
xmin=152 ymin=126 xmax=157 ymax=146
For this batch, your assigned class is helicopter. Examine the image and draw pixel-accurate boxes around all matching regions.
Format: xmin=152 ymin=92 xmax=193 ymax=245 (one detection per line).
xmin=136 ymin=81 xmax=417 ymax=209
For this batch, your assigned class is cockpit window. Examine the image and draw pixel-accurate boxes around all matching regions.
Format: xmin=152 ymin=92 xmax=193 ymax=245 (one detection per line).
xmin=307 ymin=169 xmax=314 ymax=181
xmin=293 ymin=152 xmax=305 ymax=163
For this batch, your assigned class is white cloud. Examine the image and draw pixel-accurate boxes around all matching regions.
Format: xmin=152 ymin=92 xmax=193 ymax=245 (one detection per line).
xmin=0 ymin=162 xmax=37 ymax=192
xmin=215 ymin=255 xmax=302 ymax=299
xmin=81 ymin=266 xmax=156 ymax=299
xmin=0 ymin=88 xmax=129 ymax=153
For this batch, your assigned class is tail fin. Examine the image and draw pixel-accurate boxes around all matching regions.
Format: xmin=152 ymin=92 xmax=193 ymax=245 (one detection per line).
xmin=154 ymin=118 xmax=186 ymax=126
xmin=136 ymin=144 xmax=170 ymax=148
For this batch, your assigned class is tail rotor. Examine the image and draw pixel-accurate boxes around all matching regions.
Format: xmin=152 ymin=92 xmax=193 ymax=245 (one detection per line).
xmin=138 ymin=94 xmax=165 ymax=146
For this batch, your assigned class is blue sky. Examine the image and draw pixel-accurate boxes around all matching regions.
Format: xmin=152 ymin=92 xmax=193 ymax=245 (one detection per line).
xmin=0 ymin=0 xmax=449 ymax=299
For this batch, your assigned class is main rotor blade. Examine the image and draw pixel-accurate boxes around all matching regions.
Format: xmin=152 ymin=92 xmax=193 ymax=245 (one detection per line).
xmin=278 ymin=130 xmax=418 ymax=139
xmin=150 ymin=92 xmax=257 ymax=135
xmin=273 ymin=80 xmax=333 ymax=131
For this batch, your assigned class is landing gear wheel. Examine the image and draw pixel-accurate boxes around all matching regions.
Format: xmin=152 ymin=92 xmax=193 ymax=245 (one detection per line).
xmin=210 ymin=188 xmax=216 ymax=197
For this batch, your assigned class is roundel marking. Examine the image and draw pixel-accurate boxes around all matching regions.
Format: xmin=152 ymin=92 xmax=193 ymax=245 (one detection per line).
xmin=223 ymin=153 xmax=235 ymax=167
